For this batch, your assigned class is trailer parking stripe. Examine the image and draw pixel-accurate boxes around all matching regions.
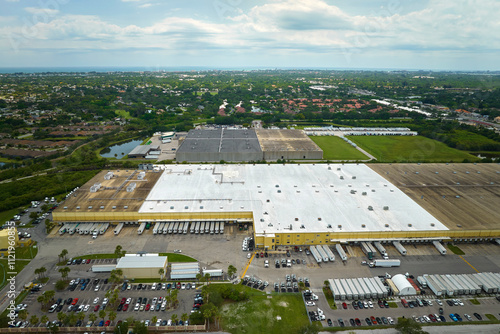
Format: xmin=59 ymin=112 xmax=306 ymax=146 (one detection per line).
xmin=459 ymin=255 xmax=479 ymax=273
xmin=240 ymin=253 xmax=255 ymax=278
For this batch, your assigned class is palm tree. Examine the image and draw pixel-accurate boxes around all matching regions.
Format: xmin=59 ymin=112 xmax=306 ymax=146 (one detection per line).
xmin=171 ymin=314 xmax=178 ymax=326
xmin=181 ymin=313 xmax=189 ymax=326
xmin=204 ymin=273 xmax=211 ymax=285
xmin=108 ymin=310 xmax=117 ymax=323
xmin=203 ymin=303 xmax=217 ymax=329
xmin=151 ymin=315 xmax=158 ymax=326
xmin=88 ymin=313 xmax=97 ymax=324
xmin=196 ymin=273 xmax=202 ymax=285
xmin=99 ymin=309 xmax=106 ymax=321
xmin=227 ymin=265 xmax=237 ymax=279
xmin=158 ymin=268 xmax=165 ymax=280
xmin=77 ymin=311 xmax=85 ymax=323
xmin=59 ymin=249 xmax=68 ymax=262
xmin=39 ymin=266 xmax=47 ymax=278
xmin=18 ymin=310 xmax=28 ymax=322
xmin=58 ymin=266 xmax=70 ymax=279
xmin=57 ymin=311 xmax=66 ymax=324
xmin=40 ymin=315 xmax=49 ymax=327
xmin=29 ymin=315 xmax=39 ymax=327
xmin=34 ymin=268 xmax=40 ymax=279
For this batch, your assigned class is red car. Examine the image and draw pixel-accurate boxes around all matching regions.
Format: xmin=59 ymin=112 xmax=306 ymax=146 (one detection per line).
xmin=120 ymin=298 xmax=126 ymax=305
xmin=355 ymin=318 xmax=361 ymax=326
xmin=370 ymin=316 xmax=377 ymax=325
xmin=342 ymin=302 xmax=347 ymax=309
xmin=94 ymin=305 xmax=100 ymax=312
xmin=122 ymin=304 xmax=128 ymax=311
xmin=71 ymin=298 xmax=78 ymax=305
xmin=86 ymin=259 xmax=91 ymax=264
xmin=105 ymin=320 xmax=111 ymax=327
xmin=176 ymin=282 xmax=181 ymax=289
xmin=145 ymin=304 xmax=150 ymax=311
xmin=260 ymin=252 xmax=264 ymax=257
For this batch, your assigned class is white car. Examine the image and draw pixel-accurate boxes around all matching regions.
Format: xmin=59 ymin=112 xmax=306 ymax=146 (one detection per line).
xmin=247 ymin=253 xmax=251 ymax=259
xmin=152 ymin=283 xmax=157 ymax=290
xmin=458 ymin=299 xmax=464 ymax=306
xmin=167 ymin=320 xmax=172 ymax=326
xmin=134 ymin=303 xmax=140 ymax=311
xmin=305 ymin=301 xmax=315 ymax=306
xmin=156 ymin=319 xmax=162 ymax=326
xmin=94 ymin=285 xmax=100 ymax=291
xmin=368 ymin=300 xmax=373 ymax=308
xmin=126 ymin=298 xmax=132 ymax=304
xmin=436 ymin=299 xmax=443 ymax=306
xmin=93 ymin=297 xmax=99 ymax=304
xmin=427 ymin=300 xmax=433 ymax=306
xmin=387 ymin=317 xmax=395 ymax=324
xmin=144 ymin=320 xmax=150 ymax=326
xmin=152 ymin=297 xmax=157 ymax=304
xmin=102 ymin=298 xmax=109 ymax=306
xmin=84 ymin=304 xmax=90 ymax=312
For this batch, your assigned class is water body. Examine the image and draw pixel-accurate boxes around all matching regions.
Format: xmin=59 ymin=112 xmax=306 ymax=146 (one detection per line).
xmin=100 ymin=140 xmax=143 ymax=159
xmin=0 ymin=162 xmax=5 ymax=167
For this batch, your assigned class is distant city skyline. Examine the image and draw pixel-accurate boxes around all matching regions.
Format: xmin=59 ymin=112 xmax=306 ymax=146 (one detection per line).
xmin=0 ymin=0 xmax=498 ymax=71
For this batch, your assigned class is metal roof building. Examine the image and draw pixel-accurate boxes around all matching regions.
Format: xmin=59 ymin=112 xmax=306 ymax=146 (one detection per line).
xmin=116 ymin=254 xmax=167 ymax=279
xmin=392 ymin=274 xmax=416 ymax=295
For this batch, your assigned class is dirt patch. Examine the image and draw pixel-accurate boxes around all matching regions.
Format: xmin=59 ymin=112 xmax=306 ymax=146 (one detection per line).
xmin=279 ymin=301 xmax=288 ymax=307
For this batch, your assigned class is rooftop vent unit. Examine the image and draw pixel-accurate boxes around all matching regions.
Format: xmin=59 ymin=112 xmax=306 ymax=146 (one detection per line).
xmin=327 ymin=224 xmax=332 ymax=228
xmin=430 ymin=223 xmax=435 ymax=227
xmin=300 ymin=224 xmax=305 ymax=229
xmin=371 ymin=189 xmax=376 ymax=192
xmin=328 ymin=167 xmax=331 ymax=170
xmin=337 ymin=168 xmax=341 ymax=171
xmin=383 ymin=206 xmax=389 ymax=210
xmin=63 ymin=206 xmax=68 ymax=210
xmin=362 ymin=192 xmax=367 ymax=196
xmin=112 ymin=206 xmax=116 ymax=209
xmin=76 ymin=206 xmax=80 ymax=210
xmin=260 ymin=218 xmax=264 ymax=222
xmin=124 ymin=206 xmax=128 ymax=209
xmin=170 ymin=206 xmax=174 ymax=209
xmin=350 ymin=190 xmax=356 ymax=194
xmin=88 ymin=206 xmax=93 ymax=209
xmin=408 ymin=224 xmax=412 ymax=227
xmin=266 ymin=199 xmax=270 ymax=202
xmin=318 ymin=218 xmax=322 ymax=221
xmin=295 ymin=218 xmax=299 ymax=221
xmin=277 ymin=190 xmax=281 ymax=193
xmin=352 ymin=176 xmax=356 ymax=179
xmin=184 ymin=206 xmax=188 ymax=209
xmin=368 ymin=206 xmax=373 ymax=211
xmin=361 ymin=224 xmax=366 ymax=228
xmin=296 ymin=190 xmax=300 ymax=193
xmin=338 ymin=225 xmax=342 ymax=229
xmin=385 ymin=224 xmax=389 ymax=227
xmin=100 ymin=206 xmax=104 ymax=209
xmin=340 ymin=176 xmax=344 ymax=180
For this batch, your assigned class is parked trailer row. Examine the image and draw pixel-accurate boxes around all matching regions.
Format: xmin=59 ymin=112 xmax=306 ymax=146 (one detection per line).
xmin=139 ymin=221 xmax=227 ymax=235
xmin=422 ymin=273 xmax=484 ymax=296
xmin=329 ymin=277 xmax=387 ymax=300
xmin=360 ymin=242 xmax=378 ymax=260
xmin=335 ymin=244 xmax=348 ymax=261
xmin=393 ymin=241 xmax=407 ymax=256
xmin=137 ymin=222 xmax=146 ymax=235
xmin=309 ymin=246 xmax=322 ymax=263
xmin=316 ymin=245 xmax=329 ymax=262
xmin=321 ymin=245 xmax=335 ymax=262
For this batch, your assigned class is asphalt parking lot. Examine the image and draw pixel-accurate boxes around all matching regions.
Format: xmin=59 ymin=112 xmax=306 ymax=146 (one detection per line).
xmin=10 ymin=219 xmax=500 ymax=329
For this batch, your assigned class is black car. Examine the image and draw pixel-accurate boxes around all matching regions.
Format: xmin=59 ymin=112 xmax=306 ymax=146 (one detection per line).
xmin=365 ymin=317 xmax=372 ymax=326
xmin=56 ymin=305 xmax=63 ymax=312
xmin=446 ymin=300 xmax=454 ymax=306
xmin=381 ymin=317 xmax=388 ymax=324
xmin=104 ymin=278 xmax=108 ymax=284
xmin=439 ymin=307 xmax=444 ymax=314
xmin=117 ymin=304 xmax=123 ymax=311
xmin=138 ymin=283 xmax=143 ymax=290
xmin=352 ymin=301 xmax=358 ymax=310
xmin=349 ymin=318 xmax=356 ymax=327
xmin=338 ymin=319 xmax=345 ymax=327
xmin=137 ymin=297 xmax=142 ymax=304
xmin=75 ymin=320 xmax=82 ymax=327
xmin=473 ymin=313 xmax=482 ymax=320
xmin=66 ymin=298 xmax=72 ymax=305
xmin=383 ymin=301 xmax=389 ymax=308
xmin=357 ymin=301 xmax=363 ymax=309
xmin=327 ymin=319 xmax=332 ymax=327
xmin=376 ymin=317 xmax=382 ymax=324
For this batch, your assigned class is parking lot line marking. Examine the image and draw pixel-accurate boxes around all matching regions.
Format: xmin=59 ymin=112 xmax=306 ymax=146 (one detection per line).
xmin=459 ymin=255 xmax=479 ymax=273
xmin=240 ymin=253 xmax=255 ymax=278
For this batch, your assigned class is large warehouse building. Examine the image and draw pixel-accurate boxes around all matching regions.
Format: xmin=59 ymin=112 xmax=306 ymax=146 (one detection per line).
xmin=52 ymin=163 xmax=500 ymax=249
xmin=175 ymin=129 xmax=323 ymax=162
xmin=115 ymin=254 xmax=168 ymax=279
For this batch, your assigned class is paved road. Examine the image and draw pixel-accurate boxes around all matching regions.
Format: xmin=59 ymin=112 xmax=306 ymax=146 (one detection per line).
xmin=320 ymin=324 xmax=500 ymax=334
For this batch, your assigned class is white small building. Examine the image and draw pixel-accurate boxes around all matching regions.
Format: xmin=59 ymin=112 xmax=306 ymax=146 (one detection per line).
xmin=392 ymin=274 xmax=417 ymax=296
xmin=116 ymin=254 xmax=168 ymax=279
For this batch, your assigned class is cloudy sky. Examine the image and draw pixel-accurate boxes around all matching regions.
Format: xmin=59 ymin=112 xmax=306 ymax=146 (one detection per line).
xmin=0 ymin=0 xmax=498 ymax=70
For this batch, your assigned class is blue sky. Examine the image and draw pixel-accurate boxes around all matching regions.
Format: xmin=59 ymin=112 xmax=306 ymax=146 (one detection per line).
xmin=0 ymin=0 xmax=498 ymax=70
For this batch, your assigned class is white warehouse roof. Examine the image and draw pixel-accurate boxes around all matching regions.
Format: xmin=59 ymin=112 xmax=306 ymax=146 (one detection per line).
xmin=116 ymin=255 xmax=167 ymax=269
xmin=141 ymin=164 xmax=447 ymax=236
xmin=392 ymin=274 xmax=416 ymax=295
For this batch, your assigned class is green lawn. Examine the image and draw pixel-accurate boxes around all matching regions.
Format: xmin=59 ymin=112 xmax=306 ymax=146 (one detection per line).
xmin=0 ymin=207 xmax=22 ymax=225
xmin=447 ymin=243 xmax=465 ymax=255
xmin=115 ymin=109 xmax=133 ymax=119
xmin=0 ymin=258 xmax=31 ymax=291
xmin=348 ymin=135 xmax=480 ymax=162
xmin=310 ymin=136 xmax=369 ymax=160
xmin=222 ymin=292 xmax=311 ymax=334
xmin=73 ymin=252 xmax=197 ymax=262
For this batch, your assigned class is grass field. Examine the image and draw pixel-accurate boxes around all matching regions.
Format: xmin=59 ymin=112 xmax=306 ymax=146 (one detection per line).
xmin=73 ymin=252 xmax=197 ymax=262
xmin=0 ymin=207 xmax=21 ymax=225
xmin=222 ymin=292 xmax=311 ymax=334
xmin=310 ymin=136 xmax=369 ymax=161
xmin=348 ymin=136 xmax=480 ymax=162
xmin=447 ymin=243 xmax=465 ymax=255
xmin=115 ymin=109 xmax=133 ymax=119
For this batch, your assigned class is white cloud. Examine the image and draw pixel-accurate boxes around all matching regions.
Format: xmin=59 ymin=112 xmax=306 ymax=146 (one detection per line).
xmin=139 ymin=3 xmax=153 ymax=8
xmin=24 ymin=7 xmax=59 ymax=16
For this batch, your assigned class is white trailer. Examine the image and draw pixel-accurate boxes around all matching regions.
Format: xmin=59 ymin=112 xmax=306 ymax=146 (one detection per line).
xmin=199 ymin=222 xmax=205 ymax=234
xmin=220 ymin=222 xmax=225 ymax=234
xmin=183 ymin=222 xmax=189 ymax=234
xmin=163 ymin=222 xmax=170 ymax=234
xmin=340 ymin=279 xmax=353 ymax=300
xmin=59 ymin=225 xmax=67 ymax=235
xmin=346 ymin=279 xmax=359 ymax=300
xmin=100 ymin=223 xmax=109 ymax=235
xmin=373 ymin=241 xmax=387 ymax=256
xmin=153 ymin=223 xmax=160 ymax=235
xmin=335 ymin=244 xmax=348 ymax=261
xmin=372 ymin=277 xmax=388 ymax=298
xmin=210 ymin=222 xmax=215 ymax=235
xmin=137 ymin=222 xmax=146 ymax=235
xmin=78 ymin=224 xmax=86 ymax=235
xmin=437 ymin=275 xmax=455 ymax=296
xmin=167 ymin=223 xmax=173 ymax=234
xmin=172 ymin=222 xmax=179 ymax=234
xmin=362 ymin=277 xmax=378 ymax=298
xmin=190 ymin=222 xmax=195 ymax=234
xmin=393 ymin=241 xmax=407 ymax=256
xmin=433 ymin=241 xmax=447 ymax=255
xmin=157 ymin=222 xmax=164 ymax=234
xmin=114 ymin=223 xmax=124 ymax=236
xmin=424 ymin=275 xmax=444 ymax=297
xmin=356 ymin=278 xmax=371 ymax=299
xmin=369 ymin=259 xmax=401 ymax=267
xmin=204 ymin=222 xmax=210 ymax=234
xmin=194 ymin=222 xmax=200 ymax=234
xmin=316 ymin=245 xmax=329 ymax=262
xmin=69 ymin=223 xmax=79 ymax=235
xmin=328 ymin=279 xmax=340 ymax=300
xmin=321 ymin=245 xmax=335 ymax=262
xmin=447 ymin=275 xmax=464 ymax=294
xmin=309 ymin=246 xmax=322 ymax=263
